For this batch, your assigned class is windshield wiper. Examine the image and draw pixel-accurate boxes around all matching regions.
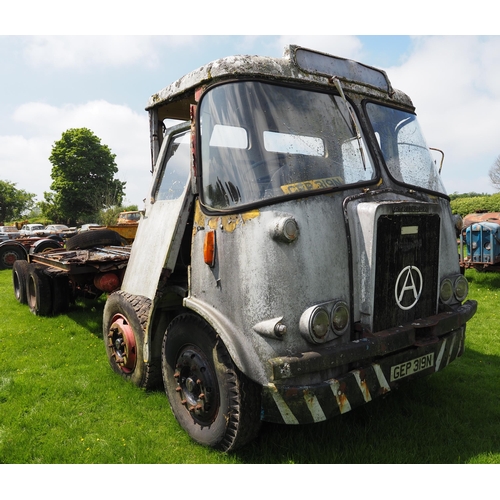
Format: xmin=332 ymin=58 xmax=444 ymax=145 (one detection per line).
xmin=332 ymin=77 xmax=367 ymax=171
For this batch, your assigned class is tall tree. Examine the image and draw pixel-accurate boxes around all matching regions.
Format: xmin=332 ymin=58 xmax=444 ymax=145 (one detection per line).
xmin=0 ymin=180 xmax=36 ymax=224
xmin=489 ymin=155 xmax=500 ymax=191
xmin=46 ymin=128 xmax=126 ymax=224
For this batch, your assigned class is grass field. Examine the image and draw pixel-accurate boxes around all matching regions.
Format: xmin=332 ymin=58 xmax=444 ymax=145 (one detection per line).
xmin=0 ymin=267 xmax=499 ymax=464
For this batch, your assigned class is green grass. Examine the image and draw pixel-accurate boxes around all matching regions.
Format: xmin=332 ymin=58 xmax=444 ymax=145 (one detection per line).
xmin=0 ymin=267 xmax=499 ymax=464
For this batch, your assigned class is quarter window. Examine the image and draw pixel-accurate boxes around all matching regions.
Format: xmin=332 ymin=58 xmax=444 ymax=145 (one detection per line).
xmin=155 ymin=130 xmax=191 ymax=201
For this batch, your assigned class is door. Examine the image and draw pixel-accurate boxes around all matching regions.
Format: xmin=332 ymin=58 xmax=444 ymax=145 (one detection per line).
xmin=121 ymin=123 xmax=193 ymax=300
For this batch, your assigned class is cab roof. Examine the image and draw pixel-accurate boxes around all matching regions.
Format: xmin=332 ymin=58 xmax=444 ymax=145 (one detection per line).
xmin=147 ymin=45 xmax=413 ymax=122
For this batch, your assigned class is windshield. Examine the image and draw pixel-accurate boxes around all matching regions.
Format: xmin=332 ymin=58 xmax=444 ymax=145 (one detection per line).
xmin=199 ymin=81 xmax=376 ymax=210
xmin=365 ymin=102 xmax=446 ymax=194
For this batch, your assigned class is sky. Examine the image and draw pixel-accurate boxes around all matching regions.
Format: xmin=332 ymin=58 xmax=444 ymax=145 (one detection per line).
xmin=2 ymin=11 xmax=500 ymax=211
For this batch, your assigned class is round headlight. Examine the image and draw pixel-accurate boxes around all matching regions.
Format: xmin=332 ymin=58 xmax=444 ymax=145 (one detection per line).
xmin=310 ymin=308 xmax=330 ymax=340
xmin=454 ymin=275 xmax=469 ymax=302
xmin=440 ymin=278 xmax=453 ymax=304
xmin=331 ymin=301 xmax=349 ymax=336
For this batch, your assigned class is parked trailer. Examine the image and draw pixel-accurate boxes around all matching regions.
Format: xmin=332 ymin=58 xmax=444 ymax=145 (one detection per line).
xmin=12 ymin=229 xmax=130 ymax=316
xmin=460 ymin=212 xmax=500 ymax=271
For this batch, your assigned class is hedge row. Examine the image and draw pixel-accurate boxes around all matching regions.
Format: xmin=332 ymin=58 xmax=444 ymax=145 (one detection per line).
xmin=450 ymin=192 xmax=500 ymax=216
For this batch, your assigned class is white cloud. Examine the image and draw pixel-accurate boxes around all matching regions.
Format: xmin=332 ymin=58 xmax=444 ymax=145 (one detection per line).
xmin=1 ymin=100 xmax=151 ymax=208
xmin=385 ymin=36 xmax=500 ymax=194
xmin=22 ymin=36 xmax=196 ymax=69
xmin=0 ymin=135 xmax=52 ymax=198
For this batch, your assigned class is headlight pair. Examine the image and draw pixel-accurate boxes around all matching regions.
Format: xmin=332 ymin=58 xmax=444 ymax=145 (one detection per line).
xmin=300 ymin=300 xmax=349 ymax=344
xmin=440 ymin=274 xmax=468 ymax=304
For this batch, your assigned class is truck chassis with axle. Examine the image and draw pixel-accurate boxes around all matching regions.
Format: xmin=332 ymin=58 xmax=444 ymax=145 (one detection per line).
xmin=12 ymin=229 xmax=130 ymax=316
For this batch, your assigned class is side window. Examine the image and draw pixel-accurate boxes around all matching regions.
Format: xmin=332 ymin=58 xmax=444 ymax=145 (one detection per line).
xmin=155 ymin=130 xmax=191 ymax=201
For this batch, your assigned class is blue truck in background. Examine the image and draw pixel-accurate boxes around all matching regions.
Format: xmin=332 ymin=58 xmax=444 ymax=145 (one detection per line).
xmin=460 ymin=212 xmax=500 ymax=271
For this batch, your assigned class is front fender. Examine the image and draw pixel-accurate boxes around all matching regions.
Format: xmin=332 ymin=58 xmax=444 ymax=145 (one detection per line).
xmin=183 ymin=296 xmax=269 ymax=386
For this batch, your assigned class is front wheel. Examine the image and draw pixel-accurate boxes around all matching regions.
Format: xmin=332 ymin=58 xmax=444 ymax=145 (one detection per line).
xmin=162 ymin=314 xmax=262 ymax=451
xmin=103 ymin=291 xmax=161 ymax=389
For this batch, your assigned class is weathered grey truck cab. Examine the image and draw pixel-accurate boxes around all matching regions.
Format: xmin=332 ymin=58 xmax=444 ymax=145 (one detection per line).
xmin=103 ymin=46 xmax=477 ymax=451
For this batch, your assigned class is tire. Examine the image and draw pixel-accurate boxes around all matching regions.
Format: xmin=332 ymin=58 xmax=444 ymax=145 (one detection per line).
xmin=26 ymin=264 xmax=53 ymax=316
xmin=0 ymin=243 xmax=27 ymax=270
xmin=12 ymin=259 xmax=29 ymax=304
xmin=103 ymin=291 xmax=161 ymax=389
xmin=66 ymin=229 xmax=122 ymax=251
xmin=31 ymin=238 xmax=62 ymax=254
xmin=162 ymin=314 xmax=262 ymax=451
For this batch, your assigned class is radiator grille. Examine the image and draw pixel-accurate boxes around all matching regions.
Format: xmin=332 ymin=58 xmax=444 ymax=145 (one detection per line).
xmin=373 ymin=213 xmax=440 ymax=332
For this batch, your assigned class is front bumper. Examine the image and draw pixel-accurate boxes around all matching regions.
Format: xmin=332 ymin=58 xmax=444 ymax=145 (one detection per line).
xmin=261 ymin=300 xmax=476 ymax=424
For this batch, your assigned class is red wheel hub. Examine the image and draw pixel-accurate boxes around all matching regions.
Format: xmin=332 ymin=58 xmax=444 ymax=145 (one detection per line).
xmin=3 ymin=251 xmax=18 ymax=266
xmin=107 ymin=314 xmax=137 ymax=373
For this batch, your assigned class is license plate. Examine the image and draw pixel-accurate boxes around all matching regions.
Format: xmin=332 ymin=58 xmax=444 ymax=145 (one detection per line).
xmin=390 ymin=353 xmax=434 ymax=382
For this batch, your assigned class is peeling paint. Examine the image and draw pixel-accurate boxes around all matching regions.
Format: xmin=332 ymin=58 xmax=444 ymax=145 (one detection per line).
xmin=353 ymin=370 xmax=372 ymax=403
xmin=194 ymin=202 xmax=260 ymax=234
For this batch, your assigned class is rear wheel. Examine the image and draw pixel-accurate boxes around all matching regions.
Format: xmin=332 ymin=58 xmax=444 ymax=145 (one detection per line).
xmin=13 ymin=259 xmax=29 ymax=304
xmin=103 ymin=291 xmax=161 ymax=389
xmin=26 ymin=264 xmax=53 ymax=316
xmin=0 ymin=243 xmax=27 ymax=270
xmin=162 ymin=314 xmax=262 ymax=451
xmin=31 ymin=238 xmax=62 ymax=254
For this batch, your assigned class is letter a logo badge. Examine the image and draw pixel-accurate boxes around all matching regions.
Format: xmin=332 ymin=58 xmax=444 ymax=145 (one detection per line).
xmin=395 ymin=265 xmax=423 ymax=310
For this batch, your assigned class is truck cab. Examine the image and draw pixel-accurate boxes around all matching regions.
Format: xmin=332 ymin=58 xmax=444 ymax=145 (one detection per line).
xmin=103 ymin=45 xmax=477 ymax=451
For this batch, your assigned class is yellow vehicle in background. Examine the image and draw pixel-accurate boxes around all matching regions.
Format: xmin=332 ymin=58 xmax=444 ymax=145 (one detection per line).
xmin=84 ymin=211 xmax=144 ymax=244
xmin=116 ymin=211 xmax=143 ymax=225
xmin=105 ymin=211 xmax=143 ymax=244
